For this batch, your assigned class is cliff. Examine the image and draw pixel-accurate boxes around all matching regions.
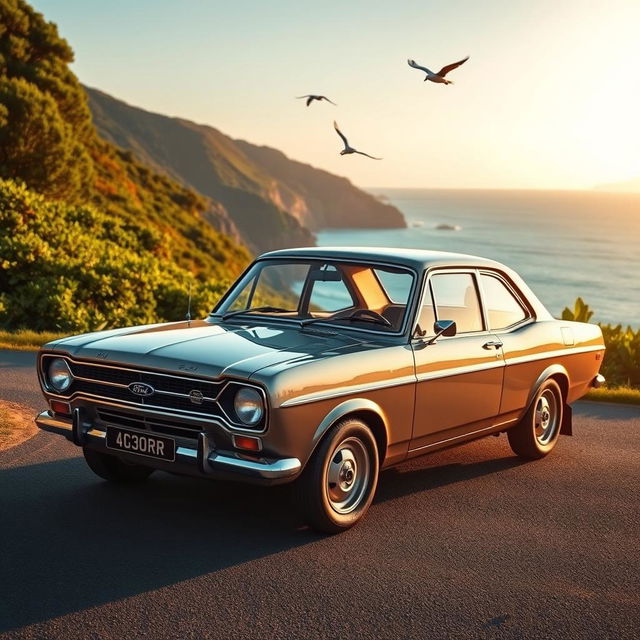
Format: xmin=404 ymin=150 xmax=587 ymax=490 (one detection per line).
xmin=86 ymin=87 xmax=406 ymax=253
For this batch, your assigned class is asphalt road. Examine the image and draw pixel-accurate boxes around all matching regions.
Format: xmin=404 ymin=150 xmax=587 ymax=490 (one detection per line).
xmin=1 ymin=349 xmax=639 ymax=639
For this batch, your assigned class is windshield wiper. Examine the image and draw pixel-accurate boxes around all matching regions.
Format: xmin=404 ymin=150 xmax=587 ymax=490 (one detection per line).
xmin=220 ymin=306 xmax=293 ymax=321
xmin=301 ymin=313 xmax=389 ymax=328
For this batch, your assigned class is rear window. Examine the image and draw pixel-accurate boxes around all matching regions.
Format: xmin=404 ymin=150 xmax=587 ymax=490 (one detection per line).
xmin=480 ymin=274 xmax=528 ymax=329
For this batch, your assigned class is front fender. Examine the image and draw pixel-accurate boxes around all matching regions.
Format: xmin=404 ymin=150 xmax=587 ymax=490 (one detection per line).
xmin=311 ymin=397 xmax=390 ymax=451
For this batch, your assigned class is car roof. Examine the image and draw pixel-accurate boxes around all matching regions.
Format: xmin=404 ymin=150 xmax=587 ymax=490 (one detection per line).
xmin=260 ymin=246 xmax=554 ymax=320
xmin=261 ymin=246 xmax=506 ymax=272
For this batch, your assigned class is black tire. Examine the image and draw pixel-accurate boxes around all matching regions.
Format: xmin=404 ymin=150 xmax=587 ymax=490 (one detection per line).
xmin=294 ymin=418 xmax=379 ymax=534
xmin=507 ymin=379 xmax=564 ymax=460
xmin=83 ymin=447 xmax=154 ymax=483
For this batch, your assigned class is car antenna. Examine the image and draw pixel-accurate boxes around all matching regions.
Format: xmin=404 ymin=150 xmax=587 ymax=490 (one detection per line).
xmin=186 ymin=281 xmax=192 ymax=327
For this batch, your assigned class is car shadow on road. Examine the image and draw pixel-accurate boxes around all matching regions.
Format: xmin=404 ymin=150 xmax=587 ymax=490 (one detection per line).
xmin=574 ymin=400 xmax=640 ymax=422
xmin=375 ymin=446 xmax=527 ymax=504
xmin=0 ymin=456 xmax=323 ymax=632
xmin=0 ymin=443 xmax=525 ymax=632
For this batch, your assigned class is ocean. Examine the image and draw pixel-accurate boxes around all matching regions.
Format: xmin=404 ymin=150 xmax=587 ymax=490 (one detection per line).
xmin=317 ymin=189 xmax=640 ymax=327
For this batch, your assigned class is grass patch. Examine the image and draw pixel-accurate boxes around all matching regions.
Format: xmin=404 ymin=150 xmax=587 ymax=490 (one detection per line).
xmin=0 ymin=400 xmax=38 ymax=451
xmin=585 ymin=386 xmax=640 ymax=406
xmin=0 ymin=330 xmax=68 ymax=351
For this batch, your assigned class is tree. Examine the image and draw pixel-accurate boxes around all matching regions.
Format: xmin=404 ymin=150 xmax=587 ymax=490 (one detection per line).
xmin=0 ymin=76 xmax=93 ymax=200
xmin=0 ymin=0 xmax=94 ymax=200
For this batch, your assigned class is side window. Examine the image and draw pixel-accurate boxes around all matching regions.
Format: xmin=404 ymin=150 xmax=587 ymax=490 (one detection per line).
xmin=308 ymin=267 xmax=355 ymax=312
xmin=481 ymin=274 xmax=528 ymax=330
xmin=431 ymin=272 xmax=483 ymax=333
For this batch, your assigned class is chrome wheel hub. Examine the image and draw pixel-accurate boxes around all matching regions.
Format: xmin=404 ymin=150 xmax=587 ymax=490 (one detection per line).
xmin=326 ymin=437 xmax=370 ymax=515
xmin=535 ymin=390 xmax=558 ymax=446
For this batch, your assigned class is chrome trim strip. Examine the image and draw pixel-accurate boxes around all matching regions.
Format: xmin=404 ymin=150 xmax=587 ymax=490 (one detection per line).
xmin=504 ymin=345 xmax=603 ymax=366
xmin=415 ymin=359 xmax=504 ymax=383
xmin=73 ymin=376 xmax=128 ymax=388
xmin=280 ymin=375 xmax=417 ymax=408
xmin=413 ymin=345 xmax=603 ymax=383
xmin=408 ymin=418 xmax=518 ymax=454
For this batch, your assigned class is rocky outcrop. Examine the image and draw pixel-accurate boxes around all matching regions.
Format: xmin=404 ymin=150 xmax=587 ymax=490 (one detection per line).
xmin=86 ymin=87 xmax=405 ymax=253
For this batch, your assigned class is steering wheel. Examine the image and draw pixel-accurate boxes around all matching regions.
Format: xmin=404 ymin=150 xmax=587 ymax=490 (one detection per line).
xmin=345 ymin=309 xmax=392 ymax=327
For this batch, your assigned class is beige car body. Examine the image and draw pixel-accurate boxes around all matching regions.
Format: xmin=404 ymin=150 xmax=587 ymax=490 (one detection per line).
xmin=35 ymin=247 xmax=605 ymax=483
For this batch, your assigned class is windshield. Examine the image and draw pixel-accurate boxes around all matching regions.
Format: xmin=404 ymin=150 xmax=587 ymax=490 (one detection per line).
xmin=212 ymin=259 xmax=416 ymax=333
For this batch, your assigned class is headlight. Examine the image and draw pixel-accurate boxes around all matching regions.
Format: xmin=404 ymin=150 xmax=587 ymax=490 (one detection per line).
xmin=47 ymin=358 xmax=73 ymax=392
xmin=233 ymin=387 xmax=264 ymax=426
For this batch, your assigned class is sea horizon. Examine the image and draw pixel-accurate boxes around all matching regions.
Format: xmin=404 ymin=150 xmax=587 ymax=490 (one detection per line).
xmin=316 ymin=188 xmax=640 ymax=327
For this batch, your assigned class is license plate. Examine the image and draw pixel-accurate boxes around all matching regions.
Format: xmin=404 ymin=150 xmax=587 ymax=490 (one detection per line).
xmin=106 ymin=426 xmax=175 ymax=462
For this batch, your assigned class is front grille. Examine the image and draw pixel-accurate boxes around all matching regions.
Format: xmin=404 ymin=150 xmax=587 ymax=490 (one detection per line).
xmin=96 ymin=408 xmax=203 ymax=441
xmin=41 ymin=356 xmax=267 ymax=431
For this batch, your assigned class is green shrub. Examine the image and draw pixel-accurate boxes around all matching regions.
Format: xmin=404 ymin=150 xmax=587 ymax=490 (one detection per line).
xmin=562 ymin=299 xmax=640 ymax=388
xmin=0 ymin=179 xmax=236 ymax=333
xmin=0 ymin=0 xmax=251 ymax=336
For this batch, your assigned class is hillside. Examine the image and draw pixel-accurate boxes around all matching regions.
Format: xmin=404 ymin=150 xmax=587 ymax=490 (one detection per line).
xmin=0 ymin=0 xmax=250 ymax=333
xmin=85 ymin=87 xmax=406 ymax=252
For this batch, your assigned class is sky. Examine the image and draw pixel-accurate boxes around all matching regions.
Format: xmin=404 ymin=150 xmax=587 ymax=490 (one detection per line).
xmin=36 ymin=0 xmax=640 ymax=190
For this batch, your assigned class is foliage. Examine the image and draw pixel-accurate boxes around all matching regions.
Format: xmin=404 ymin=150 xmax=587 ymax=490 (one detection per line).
xmin=0 ymin=328 xmax=66 ymax=350
xmin=0 ymin=179 xmax=245 ymax=332
xmin=0 ymin=0 xmax=251 ymax=335
xmin=561 ymin=297 xmax=593 ymax=323
xmin=0 ymin=0 xmax=95 ymax=200
xmin=585 ymin=386 xmax=640 ymax=406
xmin=562 ymin=298 xmax=640 ymax=388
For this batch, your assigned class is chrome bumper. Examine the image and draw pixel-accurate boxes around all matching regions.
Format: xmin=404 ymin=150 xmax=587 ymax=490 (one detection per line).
xmin=35 ymin=410 xmax=301 ymax=483
xmin=592 ymin=374 xmax=606 ymax=389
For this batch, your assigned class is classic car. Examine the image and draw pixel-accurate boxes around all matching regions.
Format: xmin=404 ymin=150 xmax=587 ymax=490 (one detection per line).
xmin=36 ymin=247 xmax=606 ymax=533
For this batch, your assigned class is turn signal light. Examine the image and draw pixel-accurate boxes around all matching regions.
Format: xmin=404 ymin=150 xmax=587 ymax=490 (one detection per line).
xmin=232 ymin=435 xmax=262 ymax=452
xmin=50 ymin=400 xmax=71 ymax=416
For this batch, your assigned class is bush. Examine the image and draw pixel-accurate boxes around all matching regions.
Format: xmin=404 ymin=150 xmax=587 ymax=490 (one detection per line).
xmin=0 ymin=179 xmax=233 ymax=333
xmin=562 ymin=298 xmax=640 ymax=388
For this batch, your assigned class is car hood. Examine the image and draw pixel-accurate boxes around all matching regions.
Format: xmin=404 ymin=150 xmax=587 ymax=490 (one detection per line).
xmin=45 ymin=319 xmax=376 ymax=380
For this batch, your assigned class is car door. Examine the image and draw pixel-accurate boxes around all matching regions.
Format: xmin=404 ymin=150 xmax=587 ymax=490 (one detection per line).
xmin=410 ymin=270 xmax=505 ymax=452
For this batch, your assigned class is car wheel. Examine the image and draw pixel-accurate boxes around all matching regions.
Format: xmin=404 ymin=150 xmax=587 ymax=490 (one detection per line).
xmin=83 ymin=447 xmax=154 ymax=483
xmin=294 ymin=418 xmax=379 ymax=534
xmin=507 ymin=379 xmax=563 ymax=459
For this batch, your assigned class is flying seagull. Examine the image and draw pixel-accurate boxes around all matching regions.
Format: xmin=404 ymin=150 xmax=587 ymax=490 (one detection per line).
xmin=407 ymin=56 xmax=469 ymax=84
xmin=296 ymin=94 xmax=337 ymax=107
xmin=333 ymin=121 xmax=381 ymax=160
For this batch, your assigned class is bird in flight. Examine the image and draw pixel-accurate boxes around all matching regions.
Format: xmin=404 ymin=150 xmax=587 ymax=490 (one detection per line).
xmin=407 ymin=56 xmax=470 ymax=85
xmin=297 ymin=94 xmax=337 ymax=107
xmin=333 ymin=121 xmax=382 ymax=160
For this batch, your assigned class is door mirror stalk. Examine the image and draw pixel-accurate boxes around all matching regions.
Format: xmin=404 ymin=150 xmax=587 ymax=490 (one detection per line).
xmin=416 ymin=320 xmax=457 ymax=345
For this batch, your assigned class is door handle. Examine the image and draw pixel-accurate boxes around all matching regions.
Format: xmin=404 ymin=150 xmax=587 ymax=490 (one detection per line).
xmin=482 ymin=340 xmax=503 ymax=350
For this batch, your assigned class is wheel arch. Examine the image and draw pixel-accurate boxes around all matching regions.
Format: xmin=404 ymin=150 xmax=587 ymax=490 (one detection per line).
xmin=310 ymin=398 xmax=389 ymax=465
xmin=526 ymin=364 xmax=571 ymax=435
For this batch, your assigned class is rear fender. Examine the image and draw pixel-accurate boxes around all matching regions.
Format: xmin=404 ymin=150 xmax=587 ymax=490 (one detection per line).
xmin=526 ymin=363 xmax=572 ymax=436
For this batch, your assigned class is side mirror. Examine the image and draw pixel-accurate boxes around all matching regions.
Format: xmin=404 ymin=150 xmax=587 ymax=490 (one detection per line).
xmin=424 ymin=319 xmax=457 ymax=344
